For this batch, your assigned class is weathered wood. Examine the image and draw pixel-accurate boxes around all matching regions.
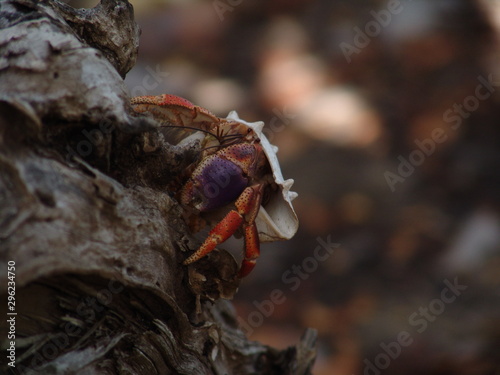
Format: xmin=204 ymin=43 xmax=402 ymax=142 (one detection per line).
xmin=0 ymin=1 xmax=317 ymax=373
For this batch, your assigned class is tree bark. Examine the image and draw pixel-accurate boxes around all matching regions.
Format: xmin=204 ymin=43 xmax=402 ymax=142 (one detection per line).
xmin=0 ymin=1 xmax=317 ymax=374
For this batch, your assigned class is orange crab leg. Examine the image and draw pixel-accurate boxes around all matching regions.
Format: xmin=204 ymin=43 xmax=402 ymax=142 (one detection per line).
xmin=183 ymin=210 xmax=243 ymax=265
xmin=238 ymin=223 xmax=260 ymax=278
xmin=183 ymin=185 xmax=263 ymax=277
xmin=237 ymin=185 xmax=263 ymax=277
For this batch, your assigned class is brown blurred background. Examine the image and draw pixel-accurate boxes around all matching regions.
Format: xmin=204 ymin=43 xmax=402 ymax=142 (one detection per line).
xmin=69 ymin=1 xmax=500 ymax=374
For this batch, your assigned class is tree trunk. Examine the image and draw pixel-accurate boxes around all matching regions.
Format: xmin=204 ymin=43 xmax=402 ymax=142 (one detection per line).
xmin=0 ymin=0 xmax=317 ymax=374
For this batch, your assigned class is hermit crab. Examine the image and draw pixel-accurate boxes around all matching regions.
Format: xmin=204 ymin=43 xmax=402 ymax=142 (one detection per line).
xmin=131 ymin=94 xmax=298 ymax=277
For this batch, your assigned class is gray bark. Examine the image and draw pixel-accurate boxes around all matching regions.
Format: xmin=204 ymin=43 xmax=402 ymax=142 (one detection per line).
xmin=0 ymin=0 xmax=317 ymax=374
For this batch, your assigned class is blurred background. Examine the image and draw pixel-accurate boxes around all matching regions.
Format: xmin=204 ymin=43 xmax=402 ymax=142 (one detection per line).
xmin=70 ymin=0 xmax=500 ymax=373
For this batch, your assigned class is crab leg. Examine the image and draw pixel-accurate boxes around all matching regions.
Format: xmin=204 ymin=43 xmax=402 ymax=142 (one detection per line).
xmin=183 ymin=211 xmax=243 ymax=265
xmin=238 ymin=223 xmax=260 ymax=277
xmin=183 ymin=185 xmax=263 ymax=277
xmin=237 ymin=185 xmax=263 ymax=278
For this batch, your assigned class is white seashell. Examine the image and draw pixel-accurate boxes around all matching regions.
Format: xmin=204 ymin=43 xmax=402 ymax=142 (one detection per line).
xmin=226 ymin=111 xmax=299 ymax=242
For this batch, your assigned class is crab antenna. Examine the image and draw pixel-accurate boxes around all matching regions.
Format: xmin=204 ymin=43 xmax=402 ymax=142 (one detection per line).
xmin=159 ymin=124 xmax=245 ymax=144
xmin=159 ymin=124 xmax=219 ymax=139
xmin=201 ymin=134 xmax=244 ymax=152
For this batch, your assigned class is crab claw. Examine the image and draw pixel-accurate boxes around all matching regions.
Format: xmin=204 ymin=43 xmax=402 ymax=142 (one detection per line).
xmin=131 ymin=94 xmax=219 ymax=126
xmin=183 ymin=185 xmax=263 ymax=277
